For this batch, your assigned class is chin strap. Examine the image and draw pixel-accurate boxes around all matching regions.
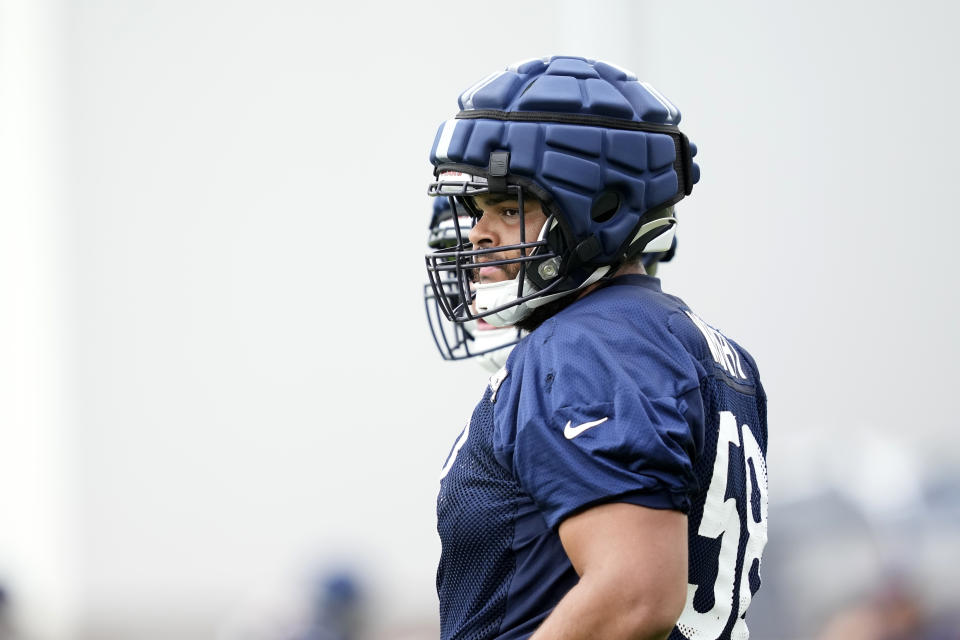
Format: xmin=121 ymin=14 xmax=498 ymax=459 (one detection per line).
xmin=475 ymin=264 xmax=612 ymax=327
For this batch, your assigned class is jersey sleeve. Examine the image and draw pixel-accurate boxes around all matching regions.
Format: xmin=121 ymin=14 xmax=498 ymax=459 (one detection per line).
xmin=506 ymin=317 xmax=702 ymax=530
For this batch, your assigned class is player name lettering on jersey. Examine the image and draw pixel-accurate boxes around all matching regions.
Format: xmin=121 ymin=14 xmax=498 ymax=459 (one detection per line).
xmin=685 ymin=311 xmax=746 ymax=380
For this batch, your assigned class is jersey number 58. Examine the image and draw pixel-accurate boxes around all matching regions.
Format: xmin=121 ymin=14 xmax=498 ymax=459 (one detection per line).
xmin=677 ymin=411 xmax=768 ymax=640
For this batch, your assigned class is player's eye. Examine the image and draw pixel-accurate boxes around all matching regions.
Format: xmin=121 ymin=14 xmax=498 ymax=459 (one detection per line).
xmin=501 ymin=208 xmax=520 ymax=218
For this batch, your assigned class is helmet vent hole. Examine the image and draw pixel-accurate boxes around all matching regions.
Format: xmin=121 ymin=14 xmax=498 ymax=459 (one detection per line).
xmin=591 ymin=191 xmax=620 ymax=223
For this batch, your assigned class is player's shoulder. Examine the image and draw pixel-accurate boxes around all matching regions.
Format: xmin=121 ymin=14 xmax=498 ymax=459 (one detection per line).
xmin=665 ymin=304 xmax=763 ymax=392
xmin=533 ymin=273 xmax=763 ymax=391
xmin=540 ymin=274 xmax=690 ymax=359
xmin=509 ymin=275 xmax=703 ymax=399
xmin=564 ymin=273 xmax=682 ymax=320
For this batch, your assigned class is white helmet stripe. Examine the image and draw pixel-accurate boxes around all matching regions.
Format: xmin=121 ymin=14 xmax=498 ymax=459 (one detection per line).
xmin=435 ymin=119 xmax=458 ymax=162
xmin=640 ymin=81 xmax=680 ymax=123
xmin=507 ymin=56 xmax=551 ymax=73
xmin=604 ymin=60 xmax=638 ymax=81
xmin=461 ymin=71 xmax=505 ymax=110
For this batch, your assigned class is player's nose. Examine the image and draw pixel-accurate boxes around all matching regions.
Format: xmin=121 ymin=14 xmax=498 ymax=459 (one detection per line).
xmin=468 ymin=213 xmax=496 ymax=248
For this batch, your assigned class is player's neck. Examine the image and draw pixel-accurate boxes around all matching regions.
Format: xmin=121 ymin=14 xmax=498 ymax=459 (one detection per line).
xmin=577 ymin=261 xmax=646 ymax=300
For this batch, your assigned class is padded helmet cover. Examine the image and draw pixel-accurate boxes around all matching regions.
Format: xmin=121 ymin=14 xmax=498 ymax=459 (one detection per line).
xmin=430 ymin=55 xmax=700 ymax=267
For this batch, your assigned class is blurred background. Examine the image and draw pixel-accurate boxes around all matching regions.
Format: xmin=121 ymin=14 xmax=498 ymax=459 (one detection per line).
xmin=1 ymin=0 xmax=958 ymax=638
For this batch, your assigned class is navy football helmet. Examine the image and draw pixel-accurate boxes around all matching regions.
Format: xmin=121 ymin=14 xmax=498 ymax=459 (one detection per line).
xmin=424 ymin=197 xmax=521 ymax=371
xmin=426 ymin=56 xmax=699 ymax=326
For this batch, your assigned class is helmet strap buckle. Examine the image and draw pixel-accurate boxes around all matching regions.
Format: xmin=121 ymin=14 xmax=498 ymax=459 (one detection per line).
xmin=487 ymin=151 xmax=510 ymax=194
xmin=574 ymin=235 xmax=601 ymax=263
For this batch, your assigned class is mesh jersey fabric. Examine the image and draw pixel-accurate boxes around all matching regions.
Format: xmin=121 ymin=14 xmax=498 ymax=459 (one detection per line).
xmin=436 ymin=275 xmax=768 ymax=640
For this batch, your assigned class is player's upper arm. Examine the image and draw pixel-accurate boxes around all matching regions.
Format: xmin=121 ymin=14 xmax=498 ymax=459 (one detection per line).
xmin=558 ymin=502 xmax=689 ymax=637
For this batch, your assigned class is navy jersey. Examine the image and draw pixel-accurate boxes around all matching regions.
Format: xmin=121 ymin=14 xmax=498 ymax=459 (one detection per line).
xmin=436 ymin=275 xmax=768 ymax=640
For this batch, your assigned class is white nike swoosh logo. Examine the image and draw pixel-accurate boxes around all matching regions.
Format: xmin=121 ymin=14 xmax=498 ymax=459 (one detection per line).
xmin=563 ymin=417 xmax=609 ymax=439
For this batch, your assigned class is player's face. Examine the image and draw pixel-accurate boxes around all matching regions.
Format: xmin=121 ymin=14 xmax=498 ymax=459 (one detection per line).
xmin=467 ymin=194 xmax=547 ymax=285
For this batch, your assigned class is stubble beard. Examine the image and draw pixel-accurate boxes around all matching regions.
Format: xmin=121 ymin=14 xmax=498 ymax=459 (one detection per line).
xmin=468 ymin=250 xmax=578 ymax=333
xmin=471 ymin=250 xmax=524 ymax=285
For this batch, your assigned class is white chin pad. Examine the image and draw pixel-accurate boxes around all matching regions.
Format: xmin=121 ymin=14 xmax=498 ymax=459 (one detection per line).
xmin=474 ymin=279 xmax=533 ymax=327
xmin=470 ymin=216 xmax=557 ymax=327
xmin=473 ymin=263 xmax=612 ymax=327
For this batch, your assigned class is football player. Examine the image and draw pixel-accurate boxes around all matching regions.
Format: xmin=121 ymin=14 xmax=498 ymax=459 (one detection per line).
xmin=426 ymin=56 xmax=768 ymax=640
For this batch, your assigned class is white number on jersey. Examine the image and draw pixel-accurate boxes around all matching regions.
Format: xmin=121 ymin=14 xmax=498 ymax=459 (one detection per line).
xmin=676 ymin=411 xmax=769 ymax=640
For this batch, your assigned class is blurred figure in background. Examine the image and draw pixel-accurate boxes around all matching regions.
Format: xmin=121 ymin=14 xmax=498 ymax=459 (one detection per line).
xmin=749 ymin=430 xmax=960 ymax=640
xmin=424 ymin=197 xmax=520 ymax=373
xmin=292 ymin=570 xmax=365 ymax=640
xmin=0 ymin=582 xmax=17 ymax=640
xmin=817 ymin=573 xmax=958 ymax=640
xmin=217 ymin=565 xmax=368 ymax=640
xmin=0 ymin=584 xmax=7 ymax=638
